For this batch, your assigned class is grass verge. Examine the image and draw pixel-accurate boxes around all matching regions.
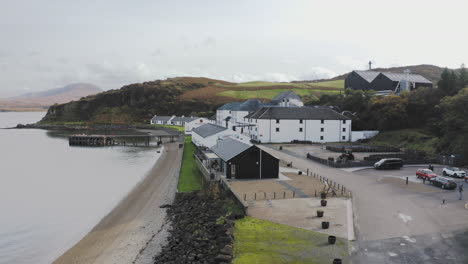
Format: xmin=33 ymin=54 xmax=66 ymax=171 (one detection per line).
xmin=177 ymin=136 xmax=203 ymax=192
xmin=218 ymin=88 xmax=340 ymax=100
xmin=233 ymin=217 xmax=349 ymax=264
xmin=151 ymin=124 xmax=185 ymax=133
xmin=368 ymin=128 xmax=439 ymax=156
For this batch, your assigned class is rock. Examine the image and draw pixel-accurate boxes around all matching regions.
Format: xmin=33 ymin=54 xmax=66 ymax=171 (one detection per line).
xmin=220 ymin=245 xmax=233 ymax=255
xmin=214 ymin=254 xmax=232 ymax=263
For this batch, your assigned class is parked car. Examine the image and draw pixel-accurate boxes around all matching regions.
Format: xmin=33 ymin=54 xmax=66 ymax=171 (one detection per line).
xmin=416 ymin=169 xmax=438 ymax=181
xmin=374 ymin=158 xmax=403 ymax=170
xmin=442 ymin=167 xmax=466 ymax=178
xmin=431 ymin=176 xmax=457 ymax=190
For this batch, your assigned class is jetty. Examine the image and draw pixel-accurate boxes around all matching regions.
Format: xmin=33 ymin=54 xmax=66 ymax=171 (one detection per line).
xmin=69 ymin=134 xmax=179 ymax=147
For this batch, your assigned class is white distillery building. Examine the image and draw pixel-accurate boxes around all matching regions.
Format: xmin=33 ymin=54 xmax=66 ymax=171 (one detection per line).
xmin=271 ymin=91 xmax=304 ymax=107
xmin=150 ymin=115 xmax=175 ymax=125
xmin=192 ymin=123 xmax=249 ymax=148
xmin=244 ymin=107 xmax=351 ymax=143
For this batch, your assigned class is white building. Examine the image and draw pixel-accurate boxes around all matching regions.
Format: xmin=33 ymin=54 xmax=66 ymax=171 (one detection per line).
xmin=244 ymin=107 xmax=351 ymax=143
xmin=192 ymin=123 xmax=249 ymax=148
xmin=150 ymin=115 xmax=175 ymax=125
xmin=216 ymin=102 xmax=241 ymax=128
xmin=271 ymin=91 xmax=304 ymax=107
xmin=170 ymin=116 xmax=198 ymax=126
xmin=184 ymin=117 xmax=210 ymax=135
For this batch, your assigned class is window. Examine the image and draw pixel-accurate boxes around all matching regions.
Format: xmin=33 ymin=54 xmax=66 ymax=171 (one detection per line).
xmin=320 ymin=128 xmax=324 ymax=132
xmin=255 ymin=127 xmax=257 ymax=131
xmin=342 ymin=136 xmax=346 ymax=140
xmin=276 ymin=119 xmax=280 ymax=123
xmin=321 ymin=120 xmax=324 ymax=124
xmin=299 ymin=119 xmax=303 ymax=124
xmin=276 ymin=128 xmax=280 ymax=132
xmin=342 ymin=128 xmax=346 ymax=132
xmin=342 ymin=120 xmax=346 ymax=124
xmin=299 ymin=128 xmax=303 ymax=132
xmin=320 ymin=136 xmax=324 ymax=140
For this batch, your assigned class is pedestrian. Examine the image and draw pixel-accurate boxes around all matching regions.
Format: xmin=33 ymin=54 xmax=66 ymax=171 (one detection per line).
xmin=423 ymin=177 xmax=426 ymax=184
xmin=459 ymin=185 xmax=464 ymax=200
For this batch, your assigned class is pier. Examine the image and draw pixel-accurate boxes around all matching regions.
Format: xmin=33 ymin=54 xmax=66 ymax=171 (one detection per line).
xmin=69 ymin=134 xmax=179 ymax=147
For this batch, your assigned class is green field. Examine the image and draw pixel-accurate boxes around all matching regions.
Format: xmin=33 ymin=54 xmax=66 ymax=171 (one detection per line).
xmin=368 ymin=129 xmax=439 ymax=156
xmin=233 ymin=217 xmax=349 ymax=264
xmin=177 ymin=136 xmax=203 ymax=192
xmin=221 ymin=80 xmax=344 ymax=89
xmin=218 ymin=89 xmax=341 ymax=100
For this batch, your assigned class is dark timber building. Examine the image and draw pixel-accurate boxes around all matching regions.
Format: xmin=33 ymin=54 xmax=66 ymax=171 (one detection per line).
xmin=211 ymin=138 xmax=279 ymax=179
xmin=345 ymin=70 xmax=432 ymax=95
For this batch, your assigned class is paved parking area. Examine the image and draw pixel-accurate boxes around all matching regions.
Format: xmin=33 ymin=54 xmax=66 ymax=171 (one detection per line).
xmin=247 ymin=198 xmax=353 ymax=240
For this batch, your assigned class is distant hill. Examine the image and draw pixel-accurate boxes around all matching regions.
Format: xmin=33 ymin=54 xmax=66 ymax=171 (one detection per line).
xmin=39 ymin=64 xmax=448 ymax=124
xmin=0 ymin=83 xmax=103 ymax=111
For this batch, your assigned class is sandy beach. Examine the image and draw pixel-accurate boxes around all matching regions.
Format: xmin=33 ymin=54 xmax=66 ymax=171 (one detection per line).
xmin=54 ymin=142 xmax=183 ymax=264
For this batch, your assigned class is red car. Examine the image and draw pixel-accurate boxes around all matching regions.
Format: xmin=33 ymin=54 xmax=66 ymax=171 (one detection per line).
xmin=416 ymin=169 xmax=438 ymax=181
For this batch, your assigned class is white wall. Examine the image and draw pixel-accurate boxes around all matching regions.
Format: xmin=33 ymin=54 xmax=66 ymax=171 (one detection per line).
xmin=351 ymin=131 xmax=379 ymax=142
xmin=249 ymin=118 xmax=351 ymax=143
xmin=216 ymin=109 xmax=232 ymax=127
xmin=192 ymin=129 xmax=249 ymax=148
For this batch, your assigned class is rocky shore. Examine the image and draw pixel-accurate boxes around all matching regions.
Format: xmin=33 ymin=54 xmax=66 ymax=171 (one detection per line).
xmin=154 ymin=192 xmax=244 ymax=264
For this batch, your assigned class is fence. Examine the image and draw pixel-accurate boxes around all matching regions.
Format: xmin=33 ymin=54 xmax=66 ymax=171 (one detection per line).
xmin=326 ymin=144 xmax=400 ymax=153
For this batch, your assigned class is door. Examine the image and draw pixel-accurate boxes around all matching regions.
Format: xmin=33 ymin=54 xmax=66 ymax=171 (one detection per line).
xmin=231 ymin=164 xmax=236 ymax=179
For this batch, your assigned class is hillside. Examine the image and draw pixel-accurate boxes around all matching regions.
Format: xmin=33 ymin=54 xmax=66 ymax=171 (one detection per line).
xmin=0 ymin=83 xmax=102 ymax=111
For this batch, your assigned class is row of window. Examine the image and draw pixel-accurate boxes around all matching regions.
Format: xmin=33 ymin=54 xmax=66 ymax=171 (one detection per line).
xmin=275 ymin=119 xmax=347 ymax=124
xmin=274 ymin=127 xmax=347 ymax=132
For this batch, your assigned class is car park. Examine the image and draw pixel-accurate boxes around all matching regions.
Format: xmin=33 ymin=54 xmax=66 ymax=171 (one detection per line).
xmin=442 ymin=167 xmax=466 ymax=178
xmin=374 ymin=158 xmax=403 ymax=170
xmin=431 ymin=176 xmax=457 ymax=190
xmin=416 ymin=169 xmax=438 ymax=181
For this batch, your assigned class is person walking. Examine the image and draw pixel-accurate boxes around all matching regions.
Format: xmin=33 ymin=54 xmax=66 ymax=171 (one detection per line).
xmin=459 ymin=185 xmax=464 ymax=200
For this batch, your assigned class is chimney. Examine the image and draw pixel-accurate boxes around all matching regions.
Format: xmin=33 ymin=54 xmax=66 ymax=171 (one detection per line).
xmin=369 ymin=61 xmax=372 ymax=70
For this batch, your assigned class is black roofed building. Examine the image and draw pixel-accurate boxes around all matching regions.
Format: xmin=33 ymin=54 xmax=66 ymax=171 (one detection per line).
xmin=244 ymin=107 xmax=351 ymax=143
xmin=211 ymin=138 xmax=279 ymax=179
xmin=345 ymin=70 xmax=433 ymax=95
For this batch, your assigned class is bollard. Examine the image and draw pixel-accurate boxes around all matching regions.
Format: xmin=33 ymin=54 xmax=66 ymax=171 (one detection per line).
xmin=244 ymin=194 xmax=246 ymax=201
xmin=264 ymin=192 xmax=266 ymax=200
xmin=284 ymin=191 xmax=286 ymax=199
xmin=293 ymin=191 xmax=295 ymax=198
xmin=274 ymin=192 xmax=276 ymax=199
xmin=255 ymin=193 xmax=256 ymax=200
xmin=307 ymin=168 xmax=309 ymax=176
xmin=406 ymin=177 xmax=409 ymax=185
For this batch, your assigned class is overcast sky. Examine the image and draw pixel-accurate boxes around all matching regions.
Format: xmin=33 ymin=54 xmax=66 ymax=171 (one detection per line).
xmin=1 ymin=0 xmax=467 ymax=97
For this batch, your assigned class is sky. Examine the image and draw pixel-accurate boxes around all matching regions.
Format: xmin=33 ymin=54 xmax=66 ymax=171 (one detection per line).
xmin=1 ymin=0 xmax=467 ymax=97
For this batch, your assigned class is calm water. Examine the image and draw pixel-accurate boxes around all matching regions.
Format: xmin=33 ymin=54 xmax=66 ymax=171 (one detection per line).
xmin=0 ymin=112 xmax=162 ymax=264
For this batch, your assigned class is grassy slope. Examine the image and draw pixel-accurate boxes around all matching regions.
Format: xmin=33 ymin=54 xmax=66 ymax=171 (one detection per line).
xmin=217 ymin=80 xmax=344 ymax=100
xmin=233 ymin=217 xmax=349 ymax=264
xmin=177 ymin=136 xmax=203 ymax=192
xmin=369 ymin=129 xmax=439 ymax=156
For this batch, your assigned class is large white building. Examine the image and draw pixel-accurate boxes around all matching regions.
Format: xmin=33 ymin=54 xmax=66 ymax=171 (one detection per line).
xmin=184 ymin=117 xmax=210 ymax=135
xmin=270 ymin=91 xmax=304 ymax=107
xmin=244 ymin=107 xmax=351 ymax=143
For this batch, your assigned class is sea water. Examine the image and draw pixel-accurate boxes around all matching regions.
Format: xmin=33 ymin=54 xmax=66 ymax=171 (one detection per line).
xmin=0 ymin=112 xmax=161 ymax=264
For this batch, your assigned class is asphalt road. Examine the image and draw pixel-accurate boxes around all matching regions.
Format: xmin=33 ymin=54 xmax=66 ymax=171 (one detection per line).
xmin=260 ymin=145 xmax=468 ymax=264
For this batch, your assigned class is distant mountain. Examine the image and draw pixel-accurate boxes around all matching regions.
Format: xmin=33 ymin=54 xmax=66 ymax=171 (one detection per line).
xmin=0 ymin=83 xmax=103 ymax=111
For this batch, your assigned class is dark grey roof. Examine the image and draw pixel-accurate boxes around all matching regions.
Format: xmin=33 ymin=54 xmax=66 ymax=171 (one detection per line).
xmin=235 ymin=99 xmax=262 ymax=111
xmin=218 ymin=102 xmax=242 ymax=110
xmin=192 ymin=124 xmax=227 ymax=138
xmin=151 ymin=116 xmax=174 ymax=122
xmin=353 ymin=71 xmax=380 ymax=83
xmin=271 ymin=91 xmax=302 ymax=104
xmin=245 ymin=107 xmax=350 ymax=120
xmin=171 ymin=116 xmax=198 ymax=122
xmin=379 ymin=72 xmax=432 ymax=84
xmin=211 ymin=138 xmax=252 ymax=161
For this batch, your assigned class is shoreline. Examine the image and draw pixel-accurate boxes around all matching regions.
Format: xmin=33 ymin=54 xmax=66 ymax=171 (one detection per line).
xmin=53 ymin=142 xmax=183 ymax=264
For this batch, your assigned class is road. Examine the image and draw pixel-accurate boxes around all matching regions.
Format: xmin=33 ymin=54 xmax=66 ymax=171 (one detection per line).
xmin=260 ymin=145 xmax=468 ymax=264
